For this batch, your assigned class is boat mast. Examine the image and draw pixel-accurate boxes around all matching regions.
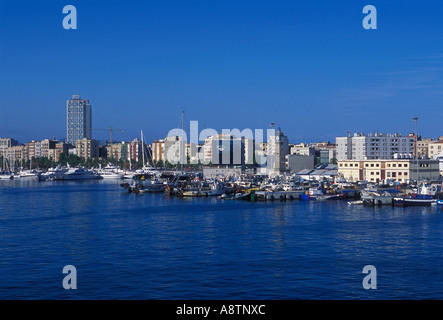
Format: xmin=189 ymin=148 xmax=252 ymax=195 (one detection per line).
xmin=181 ymin=111 xmax=184 ymax=175
xmin=141 ymin=130 xmax=145 ymax=168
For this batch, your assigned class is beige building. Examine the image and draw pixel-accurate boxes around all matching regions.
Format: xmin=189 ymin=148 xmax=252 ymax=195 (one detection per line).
xmin=25 ymin=140 xmax=42 ymax=160
xmin=417 ymin=138 xmax=433 ymax=158
xmin=289 ymin=142 xmax=315 ymax=156
xmin=55 ymin=142 xmax=72 ymax=162
xmin=8 ymin=145 xmax=25 ymax=168
xmin=41 ymin=139 xmax=57 ymax=160
xmin=338 ymin=159 xmax=440 ymax=183
xmin=76 ymin=138 xmax=99 ymax=159
xmin=428 ymin=138 xmax=443 ymax=159
xmin=152 ymin=139 xmax=165 ymax=163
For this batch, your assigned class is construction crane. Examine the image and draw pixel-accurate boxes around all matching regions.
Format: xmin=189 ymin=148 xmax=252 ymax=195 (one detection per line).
xmin=92 ymin=127 xmax=124 ymax=161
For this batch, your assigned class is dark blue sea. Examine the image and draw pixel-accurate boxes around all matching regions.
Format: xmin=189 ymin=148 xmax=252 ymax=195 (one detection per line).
xmin=1 ymin=179 xmax=443 ymax=300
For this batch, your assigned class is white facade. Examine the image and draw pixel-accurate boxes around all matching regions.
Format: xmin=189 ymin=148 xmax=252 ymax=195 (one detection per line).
xmin=336 ymin=132 xmax=415 ymax=161
xmin=267 ymin=129 xmax=289 ymax=176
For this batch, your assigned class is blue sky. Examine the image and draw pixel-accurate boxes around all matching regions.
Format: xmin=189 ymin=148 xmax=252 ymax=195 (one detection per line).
xmin=1 ymin=0 xmax=443 ymax=144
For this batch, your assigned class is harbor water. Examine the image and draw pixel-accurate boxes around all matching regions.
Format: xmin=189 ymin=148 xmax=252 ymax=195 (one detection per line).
xmin=1 ymin=179 xmax=443 ymax=299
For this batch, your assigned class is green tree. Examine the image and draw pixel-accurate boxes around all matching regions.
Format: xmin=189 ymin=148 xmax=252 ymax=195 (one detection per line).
xmin=156 ymin=160 xmax=164 ymax=168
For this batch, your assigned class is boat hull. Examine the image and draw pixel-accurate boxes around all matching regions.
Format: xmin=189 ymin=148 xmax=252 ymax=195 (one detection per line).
xmin=393 ymin=197 xmax=436 ymax=206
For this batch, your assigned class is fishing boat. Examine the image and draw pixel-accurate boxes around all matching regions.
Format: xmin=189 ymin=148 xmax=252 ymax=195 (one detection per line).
xmin=217 ymin=192 xmax=250 ymax=200
xmin=361 ymin=190 xmax=393 ymax=206
xmin=180 ymin=180 xmax=211 ymax=197
xmin=207 ymin=181 xmax=227 ymax=196
xmin=300 ymin=188 xmax=342 ymax=201
xmin=393 ymin=184 xmax=441 ymax=207
xmin=393 ymin=194 xmax=436 ymax=206
xmin=122 ymin=173 xmax=165 ymax=193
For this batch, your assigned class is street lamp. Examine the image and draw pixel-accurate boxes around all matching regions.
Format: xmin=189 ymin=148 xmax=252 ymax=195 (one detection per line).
xmin=412 ymin=117 xmax=418 ymax=185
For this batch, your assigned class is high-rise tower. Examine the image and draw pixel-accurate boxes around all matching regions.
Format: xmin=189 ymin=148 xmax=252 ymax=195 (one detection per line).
xmin=66 ymin=95 xmax=92 ymax=145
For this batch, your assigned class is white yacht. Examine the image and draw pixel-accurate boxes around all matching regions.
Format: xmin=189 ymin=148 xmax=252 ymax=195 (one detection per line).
xmin=0 ymin=172 xmax=13 ymax=180
xmin=40 ymin=165 xmax=68 ymax=181
xmin=96 ymin=163 xmax=123 ymax=179
xmin=62 ymin=167 xmax=102 ymax=180
xmin=18 ymin=169 xmax=41 ymax=179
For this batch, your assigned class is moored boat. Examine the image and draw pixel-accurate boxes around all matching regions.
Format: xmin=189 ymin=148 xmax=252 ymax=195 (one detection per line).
xmin=361 ymin=191 xmax=393 ymax=206
xmin=62 ymin=167 xmax=102 ymax=180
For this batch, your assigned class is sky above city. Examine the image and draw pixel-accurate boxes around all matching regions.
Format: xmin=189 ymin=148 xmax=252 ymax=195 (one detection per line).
xmin=1 ymin=0 xmax=443 ymax=144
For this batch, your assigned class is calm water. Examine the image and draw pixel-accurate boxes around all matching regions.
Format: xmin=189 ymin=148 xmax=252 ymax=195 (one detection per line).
xmin=1 ymin=179 xmax=443 ymax=300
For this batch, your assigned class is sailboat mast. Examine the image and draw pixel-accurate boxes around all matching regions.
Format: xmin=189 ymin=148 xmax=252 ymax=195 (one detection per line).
xmin=181 ymin=111 xmax=184 ymax=175
xmin=141 ymin=130 xmax=145 ymax=167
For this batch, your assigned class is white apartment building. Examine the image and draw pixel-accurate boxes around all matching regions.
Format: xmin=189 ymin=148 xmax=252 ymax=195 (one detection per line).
xmin=336 ymin=132 xmax=415 ymax=161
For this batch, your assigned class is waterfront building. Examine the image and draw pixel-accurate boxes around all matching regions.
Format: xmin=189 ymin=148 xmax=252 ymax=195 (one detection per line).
xmin=7 ymin=145 xmax=25 ymax=169
xmin=434 ymin=151 xmax=443 ymax=176
xmin=336 ymin=132 xmax=415 ymax=161
xmin=286 ymin=154 xmax=315 ymax=174
xmin=1 ymin=138 xmax=18 ymax=170
xmin=152 ymin=139 xmax=165 ymax=164
xmin=25 ymin=140 xmax=42 ymax=160
xmin=126 ymin=138 xmax=145 ymax=164
xmin=267 ymin=128 xmax=289 ymax=176
xmin=105 ymin=142 xmax=131 ymax=162
xmin=212 ymin=134 xmax=244 ymax=168
xmin=289 ymin=142 xmax=315 ymax=156
xmin=66 ymin=95 xmax=92 ymax=145
xmin=76 ymin=138 xmax=99 ymax=159
xmin=417 ymin=137 xmax=434 ymax=158
xmin=0 ymin=138 xmax=18 ymax=156
xmin=41 ymin=139 xmax=57 ymax=160
xmin=186 ymin=143 xmax=203 ymax=164
xmin=55 ymin=142 xmax=73 ymax=162
xmin=428 ymin=137 xmax=443 ymax=159
xmin=164 ymin=135 xmax=186 ymax=165
xmin=243 ymin=138 xmax=255 ymax=166
xmin=338 ymin=159 xmax=440 ymax=183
